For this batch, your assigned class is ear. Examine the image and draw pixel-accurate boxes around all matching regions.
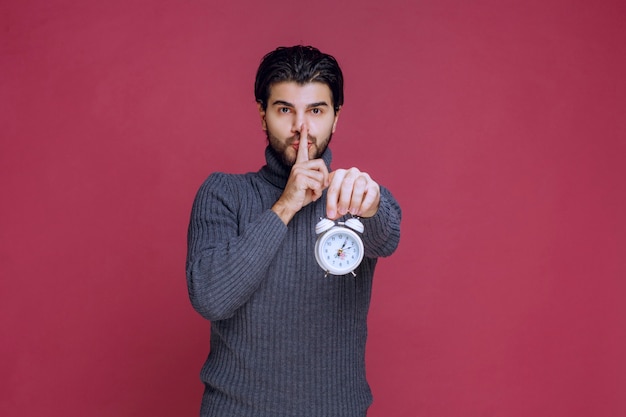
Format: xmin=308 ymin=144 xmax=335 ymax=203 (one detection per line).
xmin=257 ymin=102 xmax=267 ymax=131
xmin=331 ymin=107 xmax=341 ymax=133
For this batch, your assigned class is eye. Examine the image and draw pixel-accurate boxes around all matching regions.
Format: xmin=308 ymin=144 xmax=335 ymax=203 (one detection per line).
xmin=279 ymin=107 xmax=291 ymax=114
xmin=310 ymin=108 xmax=322 ymax=115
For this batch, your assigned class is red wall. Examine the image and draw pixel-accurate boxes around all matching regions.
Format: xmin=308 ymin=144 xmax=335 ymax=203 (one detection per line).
xmin=2 ymin=1 xmax=625 ymax=416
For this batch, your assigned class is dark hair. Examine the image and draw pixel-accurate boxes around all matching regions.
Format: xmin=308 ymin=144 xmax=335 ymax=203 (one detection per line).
xmin=254 ymin=45 xmax=344 ymax=113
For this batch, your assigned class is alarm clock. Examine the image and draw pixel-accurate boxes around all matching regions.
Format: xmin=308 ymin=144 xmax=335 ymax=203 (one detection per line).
xmin=314 ymin=217 xmax=364 ymax=276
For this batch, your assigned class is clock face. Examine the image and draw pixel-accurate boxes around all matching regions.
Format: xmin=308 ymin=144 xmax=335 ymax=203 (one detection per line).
xmin=315 ymin=227 xmax=364 ymax=275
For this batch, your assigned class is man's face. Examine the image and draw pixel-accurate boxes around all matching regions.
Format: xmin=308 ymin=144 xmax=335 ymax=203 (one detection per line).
xmin=258 ymin=81 xmax=340 ymax=166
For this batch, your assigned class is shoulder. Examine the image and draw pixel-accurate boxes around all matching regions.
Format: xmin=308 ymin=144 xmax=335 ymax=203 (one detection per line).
xmin=199 ymin=171 xmax=256 ymax=191
xmin=194 ymin=171 xmax=260 ymax=202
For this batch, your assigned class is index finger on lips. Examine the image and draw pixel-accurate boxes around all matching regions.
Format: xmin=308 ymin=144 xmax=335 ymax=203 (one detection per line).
xmin=296 ymin=124 xmax=309 ymax=163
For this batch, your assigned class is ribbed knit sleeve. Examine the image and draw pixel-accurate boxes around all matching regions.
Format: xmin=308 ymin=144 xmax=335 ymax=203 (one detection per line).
xmin=186 ymin=172 xmax=287 ymax=321
xmin=360 ymin=185 xmax=402 ymax=259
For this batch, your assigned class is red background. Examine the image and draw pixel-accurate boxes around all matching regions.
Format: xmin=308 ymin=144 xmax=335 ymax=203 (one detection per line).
xmin=2 ymin=1 xmax=625 ymax=416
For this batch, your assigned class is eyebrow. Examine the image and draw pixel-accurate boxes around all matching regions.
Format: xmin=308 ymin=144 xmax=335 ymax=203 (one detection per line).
xmin=271 ymin=100 xmax=330 ymax=108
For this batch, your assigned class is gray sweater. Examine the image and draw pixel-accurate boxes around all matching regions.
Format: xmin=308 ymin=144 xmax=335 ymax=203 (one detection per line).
xmin=186 ymin=146 xmax=402 ymax=417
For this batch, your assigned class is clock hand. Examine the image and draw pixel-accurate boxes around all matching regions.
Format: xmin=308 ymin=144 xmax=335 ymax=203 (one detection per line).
xmin=335 ymin=245 xmax=346 ymax=258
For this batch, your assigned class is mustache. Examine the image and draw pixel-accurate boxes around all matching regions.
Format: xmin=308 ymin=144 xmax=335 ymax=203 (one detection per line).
xmin=290 ymin=132 xmax=317 ymax=145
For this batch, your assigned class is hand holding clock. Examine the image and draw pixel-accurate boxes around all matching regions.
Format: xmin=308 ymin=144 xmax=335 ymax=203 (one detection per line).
xmin=272 ymin=125 xmax=381 ymax=224
xmin=326 ymin=166 xmax=380 ymax=220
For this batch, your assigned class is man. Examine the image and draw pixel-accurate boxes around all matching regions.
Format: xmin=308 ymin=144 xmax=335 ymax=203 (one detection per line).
xmin=186 ymin=45 xmax=401 ymax=417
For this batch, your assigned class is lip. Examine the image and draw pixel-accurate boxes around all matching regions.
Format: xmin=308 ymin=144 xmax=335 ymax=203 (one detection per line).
xmin=293 ymin=141 xmax=311 ymax=151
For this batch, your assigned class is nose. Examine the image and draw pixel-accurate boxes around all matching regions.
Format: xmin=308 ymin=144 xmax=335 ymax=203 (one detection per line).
xmin=291 ymin=111 xmax=306 ymax=136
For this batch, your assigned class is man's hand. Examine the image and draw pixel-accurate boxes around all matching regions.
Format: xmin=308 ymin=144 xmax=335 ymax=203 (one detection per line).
xmin=271 ymin=125 xmax=330 ymax=224
xmin=326 ymin=168 xmax=380 ymax=220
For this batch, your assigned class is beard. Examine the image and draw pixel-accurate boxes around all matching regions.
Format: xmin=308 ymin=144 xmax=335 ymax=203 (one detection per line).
xmin=266 ymin=130 xmax=333 ymax=167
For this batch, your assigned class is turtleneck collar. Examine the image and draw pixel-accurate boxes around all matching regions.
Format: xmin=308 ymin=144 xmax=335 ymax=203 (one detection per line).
xmin=259 ymin=145 xmax=333 ymax=189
